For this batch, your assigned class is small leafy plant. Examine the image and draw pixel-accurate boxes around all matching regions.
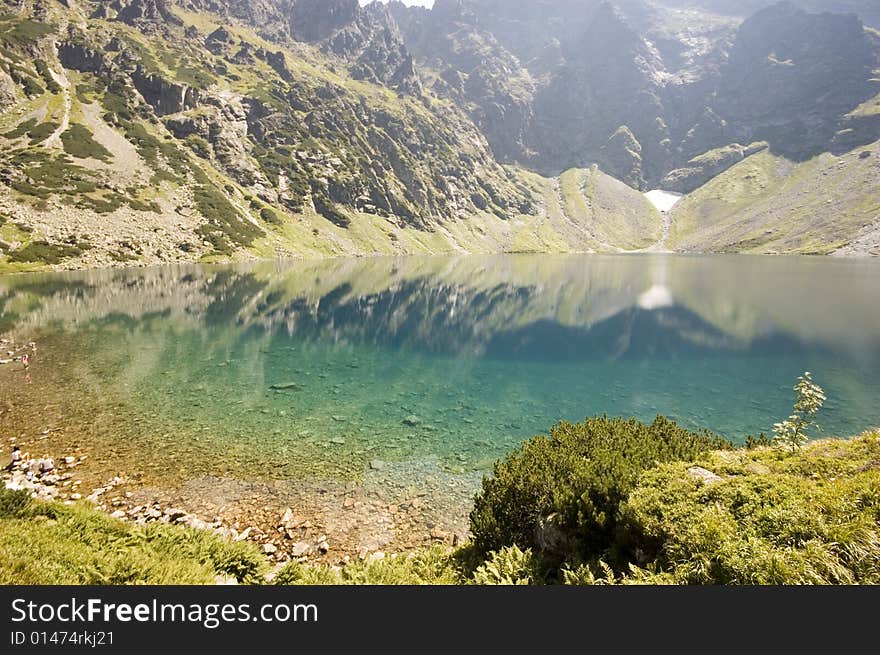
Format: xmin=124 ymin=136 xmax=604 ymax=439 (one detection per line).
xmin=773 ymin=372 xmax=826 ymax=451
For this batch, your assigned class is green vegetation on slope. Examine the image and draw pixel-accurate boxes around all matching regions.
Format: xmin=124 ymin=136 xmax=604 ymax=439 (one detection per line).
xmin=6 ymin=240 xmax=90 ymax=265
xmin=0 ymin=490 xmax=266 ymax=585
xmin=615 ymin=433 xmax=880 ymax=584
xmin=559 ymin=167 xmax=662 ymax=251
xmin=60 ymin=124 xmax=112 ymax=162
xmin=668 ymin=144 xmax=880 ymax=254
xmin=272 ymin=546 xmax=463 ymax=585
xmin=0 ymin=15 xmax=54 ymax=47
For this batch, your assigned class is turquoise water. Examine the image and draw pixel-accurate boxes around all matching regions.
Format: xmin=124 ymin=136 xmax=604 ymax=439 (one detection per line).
xmin=1 ymin=254 xmax=879 ymax=484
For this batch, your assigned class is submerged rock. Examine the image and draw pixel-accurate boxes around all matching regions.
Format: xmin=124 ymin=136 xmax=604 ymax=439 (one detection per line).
xmin=270 ymin=382 xmax=300 ymax=391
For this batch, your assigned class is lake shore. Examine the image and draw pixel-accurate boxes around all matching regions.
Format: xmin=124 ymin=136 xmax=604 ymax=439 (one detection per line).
xmin=1 ymin=436 xmax=476 ymax=565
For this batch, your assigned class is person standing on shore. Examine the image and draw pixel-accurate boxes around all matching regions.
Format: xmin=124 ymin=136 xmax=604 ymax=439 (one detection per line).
xmin=3 ymin=446 xmax=21 ymax=471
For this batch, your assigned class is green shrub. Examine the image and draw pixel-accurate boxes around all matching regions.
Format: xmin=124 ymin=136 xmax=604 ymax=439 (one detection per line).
xmin=0 ymin=498 xmax=266 ymax=585
xmin=4 ymin=64 xmax=43 ymax=97
xmin=469 ymin=416 xmax=731 ymax=571
xmin=0 ymin=489 xmax=32 ymax=518
xmin=34 ymin=60 xmax=61 ymax=94
xmin=61 ymin=124 xmax=112 ymax=161
xmin=0 ymin=19 xmax=54 ymax=46
xmin=77 ymin=194 xmax=125 ymax=214
xmin=3 ymin=118 xmax=37 ymax=140
xmin=184 ymin=134 xmax=211 ymax=159
xmin=616 ymin=432 xmax=880 ymax=585
xmin=194 ymin=183 xmax=263 ymax=255
xmin=313 ymin=194 xmax=351 ymax=228
xmin=102 ymin=83 xmax=134 ymax=122
xmin=7 ymin=240 xmax=86 ymax=264
xmin=260 ymin=206 xmax=283 ymax=226
xmin=27 ymin=121 xmax=59 ymax=146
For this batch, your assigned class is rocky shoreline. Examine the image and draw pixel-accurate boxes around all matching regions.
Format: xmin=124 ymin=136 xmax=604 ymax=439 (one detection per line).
xmin=2 ymin=441 xmax=474 ymax=567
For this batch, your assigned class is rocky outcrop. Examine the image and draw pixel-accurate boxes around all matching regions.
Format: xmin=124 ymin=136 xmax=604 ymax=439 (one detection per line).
xmin=656 ymin=1 xmax=880 ymax=30
xmin=112 ymin=0 xmax=183 ymax=26
xmin=600 ymin=126 xmax=645 ymax=190
xmin=254 ymin=48 xmax=294 ymax=83
xmin=0 ymin=69 xmax=17 ymax=109
xmin=131 ymin=67 xmax=200 ymax=116
xmin=290 ymin=0 xmax=359 ymax=43
xmin=58 ymin=42 xmax=111 ymax=75
xmin=662 ymin=142 xmax=768 ymax=193
xmin=164 ymin=93 xmax=276 ymax=200
xmin=205 ymin=27 xmax=237 ymax=56
xmin=387 ymin=0 xmax=880 ymax=187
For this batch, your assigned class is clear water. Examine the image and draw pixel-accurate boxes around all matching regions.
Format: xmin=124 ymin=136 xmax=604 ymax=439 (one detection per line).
xmin=2 ymin=253 xmax=879 ymax=489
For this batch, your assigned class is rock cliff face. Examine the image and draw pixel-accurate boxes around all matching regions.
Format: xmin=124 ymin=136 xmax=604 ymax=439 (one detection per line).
xmin=661 ymin=142 xmax=769 ymax=193
xmin=655 ymin=1 xmax=880 ymax=29
xmin=131 ymin=68 xmax=201 ymax=116
xmin=0 ymin=69 xmax=17 ymax=109
xmin=712 ymin=4 xmax=879 ymax=159
xmin=0 ymin=0 xmax=543 ymax=271
xmin=391 ymin=0 xmax=880 ymax=188
xmin=109 ymin=0 xmax=184 ymax=26
xmin=290 ymin=0 xmax=358 ymax=43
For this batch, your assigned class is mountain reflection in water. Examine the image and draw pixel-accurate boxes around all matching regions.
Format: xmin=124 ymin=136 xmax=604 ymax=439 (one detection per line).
xmin=1 ymin=254 xmax=878 ymax=486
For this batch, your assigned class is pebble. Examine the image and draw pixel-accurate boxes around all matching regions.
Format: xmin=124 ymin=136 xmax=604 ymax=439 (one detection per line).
xmin=290 ymin=542 xmax=311 ymax=557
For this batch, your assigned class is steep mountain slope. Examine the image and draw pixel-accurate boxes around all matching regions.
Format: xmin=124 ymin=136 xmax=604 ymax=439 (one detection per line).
xmin=0 ymin=0 xmax=661 ymax=271
xmin=0 ymin=0 xmax=878 ymax=270
xmin=386 ymin=0 xmax=880 ymax=256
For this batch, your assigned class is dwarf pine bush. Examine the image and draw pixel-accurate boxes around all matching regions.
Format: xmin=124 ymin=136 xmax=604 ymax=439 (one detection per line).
xmin=469 ymin=416 xmax=731 ymax=571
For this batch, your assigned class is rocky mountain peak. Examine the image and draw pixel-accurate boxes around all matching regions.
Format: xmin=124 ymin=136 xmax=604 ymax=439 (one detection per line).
xmin=290 ymin=0 xmax=359 ymax=43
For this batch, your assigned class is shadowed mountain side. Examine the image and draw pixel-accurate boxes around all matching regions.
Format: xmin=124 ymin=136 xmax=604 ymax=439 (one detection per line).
xmin=483 ymin=305 xmax=815 ymax=361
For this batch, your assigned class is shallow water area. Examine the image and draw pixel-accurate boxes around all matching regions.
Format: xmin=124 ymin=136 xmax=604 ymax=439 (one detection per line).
xmin=2 ymin=253 xmax=879 ymax=556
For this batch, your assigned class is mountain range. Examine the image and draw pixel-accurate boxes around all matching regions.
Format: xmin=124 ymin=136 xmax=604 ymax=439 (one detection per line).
xmin=1 ymin=0 xmax=878 ymax=270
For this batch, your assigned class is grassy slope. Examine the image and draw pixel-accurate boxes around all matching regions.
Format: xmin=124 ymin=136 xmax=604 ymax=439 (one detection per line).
xmin=620 ymin=431 xmax=880 ymax=584
xmin=558 ymin=167 xmax=662 ymax=251
xmin=668 ymin=141 xmax=880 ymax=254
xmin=0 ymin=492 xmax=462 ymax=585
xmin=0 ymin=499 xmax=267 ymax=584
